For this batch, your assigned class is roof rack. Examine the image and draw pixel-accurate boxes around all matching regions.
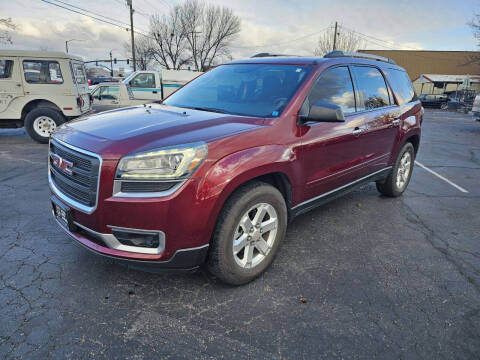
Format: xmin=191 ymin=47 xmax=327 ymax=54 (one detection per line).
xmin=323 ymin=51 xmax=396 ymax=64
xmin=251 ymin=53 xmax=298 ymax=58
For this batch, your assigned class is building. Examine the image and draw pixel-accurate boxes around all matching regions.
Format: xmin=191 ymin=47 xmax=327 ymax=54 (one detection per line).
xmin=412 ymin=74 xmax=480 ymax=95
xmin=359 ymin=50 xmax=480 ymax=80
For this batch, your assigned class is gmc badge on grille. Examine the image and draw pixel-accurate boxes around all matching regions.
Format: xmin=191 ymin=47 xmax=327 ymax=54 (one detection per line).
xmin=51 ymin=153 xmax=73 ymax=176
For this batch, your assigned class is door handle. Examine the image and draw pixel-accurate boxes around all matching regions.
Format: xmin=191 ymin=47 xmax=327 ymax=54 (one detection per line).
xmin=352 ymin=127 xmax=365 ymax=136
xmin=152 ymin=90 xmax=158 ymax=94
xmin=16 ymin=83 xmax=22 ymax=87
xmin=392 ymin=118 xmax=401 ymax=126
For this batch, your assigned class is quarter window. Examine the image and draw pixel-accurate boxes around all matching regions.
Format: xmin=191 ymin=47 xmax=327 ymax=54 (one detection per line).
xmin=304 ymin=66 xmax=356 ymax=114
xmin=352 ymin=66 xmax=390 ymax=110
xmin=71 ymin=62 xmax=87 ymax=84
xmin=131 ymin=73 xmax=155 ymax=88
xmin=23 ymin=60 xmax=64 ymax=84
xmin=0 ymin=60 xmax=13 ymax=79
xmin=385 ymin=69 xmax=416 ymax=105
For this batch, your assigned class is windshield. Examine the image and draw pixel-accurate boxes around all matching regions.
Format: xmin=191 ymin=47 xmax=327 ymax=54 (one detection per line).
xmin=163 ymin=63 xmax=312 ymax=117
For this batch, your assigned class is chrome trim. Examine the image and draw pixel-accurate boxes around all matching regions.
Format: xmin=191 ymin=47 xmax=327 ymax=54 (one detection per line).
xmin=112 ymin=179 xmax=186 ymax=198
xmin=74 ymin=222 xmax=166 ymax=255
xmin=49 ymin=137 xmax=102 ymax=214
xmin=292 ymin=167 xmax=392 ymax=210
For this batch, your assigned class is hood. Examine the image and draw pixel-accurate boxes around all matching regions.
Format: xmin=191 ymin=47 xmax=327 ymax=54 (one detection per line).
xmin=53 ymin=104 xmax=266 ymax=159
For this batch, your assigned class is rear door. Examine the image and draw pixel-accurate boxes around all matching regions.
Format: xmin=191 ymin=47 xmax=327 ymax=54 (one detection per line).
xmin=298 ymin=66 xmax=373 ymax=201
xmin=70 ymin=61 xmax=91 ymax=112
xmin=350 ymin=65 xmax=398 ymax=173
xmin=0 ymin=57 xmax=23 ymax=116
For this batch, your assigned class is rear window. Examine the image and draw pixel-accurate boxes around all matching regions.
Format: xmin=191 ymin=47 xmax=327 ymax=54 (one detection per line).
xmin=23 ymin=60 xmax=64 ymax=84
xmin=385 ymin=69 xmax=416 ymax=105
xmin=71 ymin=62 xmax=87 ymax=84
xmin=0 ymin=60 xmax=13 ymax=79
xmin=352 ymin=66 xmax=390 ymax=110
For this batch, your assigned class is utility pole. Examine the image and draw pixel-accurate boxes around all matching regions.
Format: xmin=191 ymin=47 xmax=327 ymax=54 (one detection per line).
xmin=332 ymin=21 xmax=338 ymax=51
xmin=109 ymin=51 xmax=114 ymax=77
xmin=127 ymin=0 xmax=136 ymax=71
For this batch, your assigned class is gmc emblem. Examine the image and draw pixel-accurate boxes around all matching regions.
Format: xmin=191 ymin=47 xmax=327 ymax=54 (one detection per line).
xmin=51 ymin=153 xmax=73 ymax=176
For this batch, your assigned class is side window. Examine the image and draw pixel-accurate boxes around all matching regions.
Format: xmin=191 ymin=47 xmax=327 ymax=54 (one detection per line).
xmin=385 ymin=69 xmax=416 ymax=105
xmin=100 ymin=86 xmax=119 ymax=100
xmin=92 ymin=87 xmax=101 ymax=100
xmin=352 ymin=66 xmax=390 ymax=110
xmin=23 ymin=60 xmax=64 ymax=84
xmin=130 ymin=73 xmax=155 ymax=88
xmin=0 ymin=60 xmax=14 ymax=79
xmin=303 ymin=66 xmax=356 ymax=115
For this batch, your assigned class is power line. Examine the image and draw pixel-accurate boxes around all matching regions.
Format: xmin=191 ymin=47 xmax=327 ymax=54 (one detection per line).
xmin=231 ymin=25 xmax=333 ymax=50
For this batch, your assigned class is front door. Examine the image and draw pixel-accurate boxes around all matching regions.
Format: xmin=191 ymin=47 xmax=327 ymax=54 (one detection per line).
xmin=0 ymin=57 xmax=23 ymax=115
xmin=91 ymin=85 xmax=120 ymax=113
xmin=298 ymin=66 xmax=372 ymax=203
xmin=128 ymin=72 xmax=160 ymax=100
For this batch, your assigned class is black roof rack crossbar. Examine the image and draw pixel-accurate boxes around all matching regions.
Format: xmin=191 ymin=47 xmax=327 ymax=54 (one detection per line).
xmin=323 ymin=51 xmax=396 ymax=64
xmin=251 ymin=53 xmax=299 ymax=58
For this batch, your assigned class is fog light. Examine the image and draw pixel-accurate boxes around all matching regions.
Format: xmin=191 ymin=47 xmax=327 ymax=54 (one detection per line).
xmin=112 ymin=229 xmax=161 ymax=249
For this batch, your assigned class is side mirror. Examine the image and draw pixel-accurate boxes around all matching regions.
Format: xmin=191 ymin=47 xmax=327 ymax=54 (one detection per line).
xmin=300 ymin=101 xmax=345 ymax=123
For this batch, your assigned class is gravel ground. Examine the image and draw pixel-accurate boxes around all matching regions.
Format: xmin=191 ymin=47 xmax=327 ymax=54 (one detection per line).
xmin=0 ymin=109 xmax=479 ymax=359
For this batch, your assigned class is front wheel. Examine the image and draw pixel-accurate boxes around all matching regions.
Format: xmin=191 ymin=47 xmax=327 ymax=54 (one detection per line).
xmin=376 ymin=142 xmax=415 ymax=197
xmin=207 ymin=181 xmax=287 ymax=285
xmin=24 ymin=108 xmax=65 ymax=143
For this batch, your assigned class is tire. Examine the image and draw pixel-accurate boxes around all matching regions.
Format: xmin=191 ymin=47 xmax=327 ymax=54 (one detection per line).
xmin=376 ymin=142 xmax=415 ymax=197
xmin=207 ymin=181 xmax=287 ymax=285
xmin=24 ymin=107 xmax=65 ymax=143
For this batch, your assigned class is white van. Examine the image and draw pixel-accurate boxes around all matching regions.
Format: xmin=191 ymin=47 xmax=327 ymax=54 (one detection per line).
xmin=0 ymin=50 xmax=91 ymax=143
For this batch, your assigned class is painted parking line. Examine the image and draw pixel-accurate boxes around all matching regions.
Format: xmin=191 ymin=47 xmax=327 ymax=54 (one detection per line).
xmin=415 ymin=161 xmax=469 ymax=193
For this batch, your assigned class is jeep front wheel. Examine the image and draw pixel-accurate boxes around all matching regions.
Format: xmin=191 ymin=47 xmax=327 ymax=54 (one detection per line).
xmin=24 ymin=108 xmax=65 ymax=143
xmin=207 ymin=181 xmax=287 ymax=285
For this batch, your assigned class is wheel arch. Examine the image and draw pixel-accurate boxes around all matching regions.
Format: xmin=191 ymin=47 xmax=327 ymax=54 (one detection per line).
xmin=405 ymin=134 xmax=420 ymax=156
xmin=21 ymin=100 xmax=63 ymax=121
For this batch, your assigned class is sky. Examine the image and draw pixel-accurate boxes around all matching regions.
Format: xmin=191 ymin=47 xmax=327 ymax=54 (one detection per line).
xmin=1 ymin=0 xmax=479 ymax=70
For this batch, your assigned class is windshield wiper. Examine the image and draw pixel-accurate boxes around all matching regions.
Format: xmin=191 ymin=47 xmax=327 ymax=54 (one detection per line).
xmin=186 ymin=106 xmax=228 ymax=114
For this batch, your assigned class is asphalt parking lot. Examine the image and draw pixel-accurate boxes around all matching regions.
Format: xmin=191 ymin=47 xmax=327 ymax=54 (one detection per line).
xmin=0 ymin=109 xmax=479 ymax=359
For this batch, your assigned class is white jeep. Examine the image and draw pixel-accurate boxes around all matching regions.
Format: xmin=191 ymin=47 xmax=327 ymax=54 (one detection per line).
xmin=0 ymin=50 xmax=91 ymax=143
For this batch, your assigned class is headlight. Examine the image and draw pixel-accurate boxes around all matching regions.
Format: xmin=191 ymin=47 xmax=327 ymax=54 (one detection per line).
xmin=116 ymin=142 xmax=208 ymax=180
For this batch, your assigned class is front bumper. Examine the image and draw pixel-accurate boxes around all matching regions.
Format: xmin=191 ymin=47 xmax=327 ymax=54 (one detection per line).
xmin=55 ymin=217 xmax=209 ymax=272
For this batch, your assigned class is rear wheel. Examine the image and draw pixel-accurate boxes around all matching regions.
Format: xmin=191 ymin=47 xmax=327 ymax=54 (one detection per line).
xmin=376 ymin=142 xmax=415 ymax=197
xmin=207 ymin=181 xmax=287 ymax=285
xmin=24 ymin=108 xmax=65 ymax=143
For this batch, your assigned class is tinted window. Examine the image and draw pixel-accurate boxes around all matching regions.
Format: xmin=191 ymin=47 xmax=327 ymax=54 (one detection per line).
xmin=352 ymin=66 xmax=390 ymax=110
xmin=385 ymin=69 xmax=416 ymax=105
xmin=23 ymin=60 xmax=63 ymax=84
xmin=303 ymin=66 xmax=356 ymax=114
xmin=0 ymin=60 xmax=13 ymax=79
xmin=164 ymin=64 xmax=312 ymax=118
xmin=131 ymin=73 xmax=155 ymax=88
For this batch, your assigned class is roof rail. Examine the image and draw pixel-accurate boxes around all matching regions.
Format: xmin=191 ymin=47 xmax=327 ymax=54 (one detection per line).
xmin=323 ymin=51 xmax=396 ymax=65
xmin=251 ymin=52 xmax=298 ymax=58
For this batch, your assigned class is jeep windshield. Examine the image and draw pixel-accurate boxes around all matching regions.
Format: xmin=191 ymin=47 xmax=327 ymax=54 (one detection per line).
xmin=163 ymin=63 xmax=312 ymax=118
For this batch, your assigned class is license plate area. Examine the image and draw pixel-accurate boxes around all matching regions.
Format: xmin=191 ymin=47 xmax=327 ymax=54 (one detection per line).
xmin=51 ymin=196 xmax=75 ymax=231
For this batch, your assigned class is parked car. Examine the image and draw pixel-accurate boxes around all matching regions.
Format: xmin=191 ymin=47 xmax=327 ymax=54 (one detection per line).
xmin=418 ymin=94 xmax=450 ymax=109
xmin=49 ymin=51 xmax=422 ymax=285
xmin=0 ymin=50 xmax=91 ymax=143
xmin=90 ymin=82 xmax=151 ymax=113
xmin=122 ymin=69 xmax=202 ymax=101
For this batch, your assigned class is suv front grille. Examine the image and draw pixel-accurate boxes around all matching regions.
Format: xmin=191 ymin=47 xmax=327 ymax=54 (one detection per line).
xmin=49 ymin=139 xmax=100 ymax=208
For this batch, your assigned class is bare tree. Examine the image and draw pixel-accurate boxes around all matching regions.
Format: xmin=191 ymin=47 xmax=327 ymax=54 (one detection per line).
xmin=314 ymin=27 xmax=366 ymax=56
xmin=124 ymin=36 xmax=154 ymax=71
xmin=181 ymin=0 xmax=241 ymax=71
xmin=0 ymin=18 xmax=16 ymax=45
xmin=149 ymin=6 xmax=190 ymax=70
xmin=467 ymin=15 xmax=480 ymax=64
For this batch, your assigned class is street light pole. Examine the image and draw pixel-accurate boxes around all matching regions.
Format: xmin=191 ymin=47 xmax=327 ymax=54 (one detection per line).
xmin=65 ymin=39 xmax=84 ymax=54
xmin=109 ymin=51 xmax=114 ymax=77
xmin=127 ymin=0 xmax=136 ymax=71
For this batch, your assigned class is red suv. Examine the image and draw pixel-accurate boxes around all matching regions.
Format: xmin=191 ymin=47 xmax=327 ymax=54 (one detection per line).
xmin=49 ymin=51 xmax=422 ymax=285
